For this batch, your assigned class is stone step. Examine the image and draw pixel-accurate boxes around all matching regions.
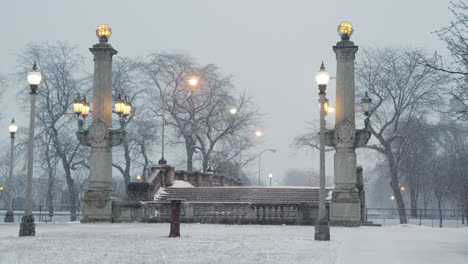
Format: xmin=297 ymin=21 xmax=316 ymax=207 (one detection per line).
xmin=156 ymin=187 xmax=331 ymax=204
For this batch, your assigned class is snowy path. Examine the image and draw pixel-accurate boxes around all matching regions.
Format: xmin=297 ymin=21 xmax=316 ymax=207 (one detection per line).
xmin=0 ymin=223 xmax=466 ymax=264
xmin=337 ymin=225 xmax=468 ymax=264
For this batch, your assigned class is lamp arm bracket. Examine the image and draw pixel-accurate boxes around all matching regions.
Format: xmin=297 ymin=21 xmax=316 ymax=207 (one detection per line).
xmin=354 ymin=118 xmax=371 ymax=148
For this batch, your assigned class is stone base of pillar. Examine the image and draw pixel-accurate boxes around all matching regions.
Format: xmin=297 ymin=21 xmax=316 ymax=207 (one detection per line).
xmin=19 ymin=214 xmax=36 ymax=236
xmin=330 ymin=190 xmax=361 ymax=227
xmin=314 ymin=220 xmax=330 ymax=241
xmin=4 ymin=211 xmax=14 ymax=222
xmin=81 ymin=190 xmax=115 ymax=223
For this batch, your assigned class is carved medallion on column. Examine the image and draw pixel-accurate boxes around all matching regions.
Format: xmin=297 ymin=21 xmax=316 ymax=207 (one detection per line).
xmin=336 ymin=119 xmax=355 ymax=144
xmin=90 ymin=119 xmax=108 ymax=143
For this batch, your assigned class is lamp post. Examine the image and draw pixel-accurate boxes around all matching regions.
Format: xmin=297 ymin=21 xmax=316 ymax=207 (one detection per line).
xmin=159 ymin=76 xmax=198 ymax=165
xmin=315 ymin=62 xmax=331 ymax=241
xmin=268 ymin=172 xmax=272 ymax=187
xmin=321 ymin=22 xmax=372 ymax=226
xmin=4 ymin=119 xmax=18 ymax=223
xmin=76 ymin=24 xmax=129 ymax=223
xmin=19 ymin=62 xmax=42 ymax=236
xmin=258 ymin=148 xmax=276 ymax=185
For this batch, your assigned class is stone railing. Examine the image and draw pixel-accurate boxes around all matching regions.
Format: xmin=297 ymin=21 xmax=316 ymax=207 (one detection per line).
xmin=174 ymin=171 xmax=242 ymax=187
xmin=112 ymin=201 xmax=326 ymax=225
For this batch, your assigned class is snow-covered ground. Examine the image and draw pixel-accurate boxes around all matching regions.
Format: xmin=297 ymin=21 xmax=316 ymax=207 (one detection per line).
xmin=0 ymin=223 xmax=466 ymax=264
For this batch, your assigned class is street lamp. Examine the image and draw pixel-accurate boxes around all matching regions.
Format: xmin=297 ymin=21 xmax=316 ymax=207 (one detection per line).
xmin=229 ymin=107 xmax=238 ymax=115
xmin=20 ymin=62 xmax=42 ymax=236
xmin=159 ymin=77 xmax=199 ymax=165
xmin=4 ymin=119 xmax=18 ymax=222
xmin=362 ymin=92 xmax=372 ymax=116
xmin=268 ymin=172 xmax=273 ymax=187
xmin=188 ymin=77 xmax=198 ymax=88
xmin=136 ymin=174 xmax=142 ymax=181
xmin=258 ymin=148 xmax=276 ymax=185
xmin=255 ymin=130 xmax=263 ymax=137
xmin=315 ymin=62 xmax=330 ymax=241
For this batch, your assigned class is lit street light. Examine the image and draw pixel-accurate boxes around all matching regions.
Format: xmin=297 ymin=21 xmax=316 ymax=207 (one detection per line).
xmin=76 ymin=24 xmax=129 ymax=223
xmin=4 ymin=119 xmax=18 ymax=222
xmin=258 ymin=148 xmax=276 ymax=185
xmin=136 ymin=174 xmax=142 ymax=181
xmin=20 ymin=62 xmax=42 ymax=236
xmin=268 ymin=172 xmax=273 ymax=187
xmin=159 ymin=76 xmax=199 ymax=165
xmin=229 ymin=107 xmax=238 ymax=115
xmin=315 ymin=62 xmax=330 ymax=241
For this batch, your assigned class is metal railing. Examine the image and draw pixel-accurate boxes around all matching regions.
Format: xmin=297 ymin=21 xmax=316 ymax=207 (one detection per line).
xmin=366 ymin=208 xmax=467 ymax=228
xmin=0 ymin=205 xmax=82 ymax=223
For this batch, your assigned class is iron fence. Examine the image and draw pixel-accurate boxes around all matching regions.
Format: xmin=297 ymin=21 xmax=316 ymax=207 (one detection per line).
xmin=366 ymin=208 xmax=467 ymax=228
xmin=0 ymin=205 xmax=82 ymax=223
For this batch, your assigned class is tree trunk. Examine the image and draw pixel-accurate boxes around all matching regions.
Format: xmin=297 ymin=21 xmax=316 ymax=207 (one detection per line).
xmin=140 ymin=144 xmax=149 ymax=181
xmin=57 ymin=149 xmax=76 ymax=221
xmin=186 ymin=143 xmax=194 ymax=171
xmin=460 ymin=204 xmax=465 ymax=225
xmin=123 ymin=140 xmax=131 ymax=193
xmin=409 ymin=184 xmax=418 ymax=217
xmin=202 ymin=152 xmax=210 ymax=172
xmin=47 ymin=172 xmax=54 ymax=219
xmin=437 ymin=195 xmax=443 ymax=228
xmin=388 ymin=152 xmax=408 ymax=224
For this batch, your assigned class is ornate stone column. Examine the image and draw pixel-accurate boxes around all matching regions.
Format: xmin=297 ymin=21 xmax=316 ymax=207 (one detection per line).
xmin=78 ymin=25 xmax=126 ymax=223
xmin=324 ymin=22 xmax=370 ymax=226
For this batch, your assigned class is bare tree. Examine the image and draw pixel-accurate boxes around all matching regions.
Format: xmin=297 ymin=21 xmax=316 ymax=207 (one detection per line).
xmin=192 ymin=65 xmax=261 ymax=172
xmin=139 ymin=52 xmax=197 ymax=170
xmin=414 ymin=1 xmax=468 ymax=119
xmin=140 ymin=52 xmax=261 ymax=175
xmin=18 ymin=42 xmax=90 ymax=221
xmin=356 ymin=47 xmax=446 ymax=224
xmin=111 ymin=57 xmax=158 ymax=194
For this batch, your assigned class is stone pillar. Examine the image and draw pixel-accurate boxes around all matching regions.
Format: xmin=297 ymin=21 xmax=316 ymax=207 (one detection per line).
xmin=81 ymin=35 xmax=121 ymax=223
xmin=330 ymin=35 xmax=361 ymax=226
xmin=151 ymin=164 xmax=175 ymax=188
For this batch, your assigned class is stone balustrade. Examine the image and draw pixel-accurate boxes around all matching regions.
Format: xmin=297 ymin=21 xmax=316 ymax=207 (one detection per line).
xmin=112 ymin=200 xmax=325 ymax=225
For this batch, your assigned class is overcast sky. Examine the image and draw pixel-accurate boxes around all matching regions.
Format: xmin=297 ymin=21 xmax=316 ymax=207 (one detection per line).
xmin=0 ymin=0 xmax=453 ymax=184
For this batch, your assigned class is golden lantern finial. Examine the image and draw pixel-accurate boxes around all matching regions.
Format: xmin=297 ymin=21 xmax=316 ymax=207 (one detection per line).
xmin=96 ymin=24 xmax=112 ymax=42
xmin=337 ymin=21 xmax=353 ymax=40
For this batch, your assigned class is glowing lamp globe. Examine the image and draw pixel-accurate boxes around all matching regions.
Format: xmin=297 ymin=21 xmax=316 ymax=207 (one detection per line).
xmin=96 ymin=24 xmax=112 ymax=41
xmin=316 ymin=63 xmax=330 ymax=86
xmin=114 ymin=94 xmax=125 ymax=114
xmin=188 ymin=77 xmax=198 ymax=87
xmin=319 ymin=99 xmax=329 ymax=115
xmin=123 ymin=101 xmax=131 ymax=117
xmin=81 ymin=102 xmax=90 ymax=117
xmin=338 ymin=21 xmax=353 ymax=39
xmin=229 ymin=107 xmax=238 ymax=115
xmin=8 ymin=119 xmax=18 ymax=134
xmin=361 ymin=92 xmax=372 ymax=116
xmin=73 ymin=96 xmax=83 ymax=115
xmin=28 ymin=62 xmax=42 ymax=86
xmin=255 ymin=130 xmax=263 ymax=137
